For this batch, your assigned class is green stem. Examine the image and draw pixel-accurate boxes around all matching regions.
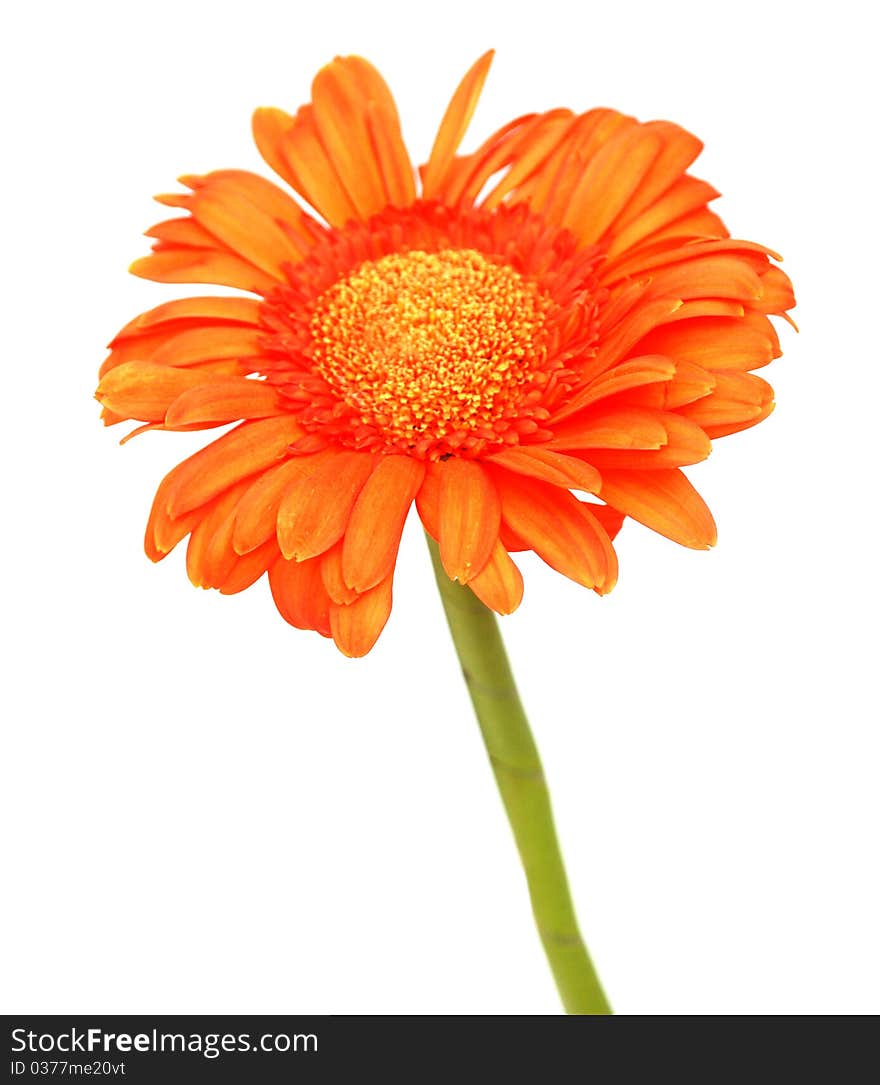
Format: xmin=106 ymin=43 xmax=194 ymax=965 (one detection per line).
xmin=427 ymin=536 xmax=611 ymax=1015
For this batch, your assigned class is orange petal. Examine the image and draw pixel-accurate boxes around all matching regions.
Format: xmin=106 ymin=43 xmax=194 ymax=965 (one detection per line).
xmin=565 ymin=356 xmax=677 ymax=413
xmin=321 ymin=542 xmax=358 ymax=605
xmin=669 ymin=237 xmax=782 ymax=262
xmin=149 ymin=504 xmax=215 ymax=562
xmin=150 ymin=327 xmax=264 ymax=368
xmin=365 ymin=98 xmax=418 ymax=206
xmin=700 ymin=401 xmax=775 ymax=440
xmin=587 ymin=298 xmax=686 ymax=381
xmin=100 ymin=326 xmax=254 ymax=377
xmin=547 ymin=408 xmax=668 ymax=451
xmin=152 ymin=191 xmax=193 ymax=210
xmin=605 ymin=176 xmax=721 ymax=258
xmin=490 ymin=469 xmax=616 ymax=591
xmin=644 ymin=255 xmax=764 ymax=304
xmin=111 ymin=296 xmax=263 ymax=341
xmin=219 ymin=538 xmax=277 ymax=595
xmin=96 ymin=362 xmax=205 ymax=422
xmin=480 ymin=112 xmax=575 ymax=210
xmin=165 ymin=379 xmax=281 ymax=427
xmin=277 ymin=104 xmax=359 ymax=227
xmin=468 ymin=541 xmax=524 ymax=614
xmin=422 ymin=50 xmax=494 ymax=199
xmin=189 ymin=185 xmax=305 ymax=278
xmin=101 ymin=328 xmax=186 ymax=374
xmin=586 ymin=413 xmax=712 ymax=469
xmin=609 ymin=121 xmax=703 ymax=228
xmin=231 ymin=458 xmax=311 ymax=556
xmin=605 ymin=362 xmax=715 ymax=413
xmin=599 ymin=468 xmax=716 ymax=549
xmin=165 ymin=416 xmax=303 ymax=518
xmin=268 ymin=555 xmax=332 ymax=636
xmin=661 ymin=361 xmax=717 ymax=408
xmin=604 ymin=237 xmax=772 ymax=285
xmin=678 ymin=370 xmax=774 ymax=428
xmin=587 ymin=503 xmax=626 ymax=542
xmin=553 ymin=303 xmax=684 ymax=420
xmin=438 ymin=112 xmax=534 ymax=205
xmin=277 ymin=450 xmax=376 ymax=561
xmin=434 ymin=458 xmax=500 ymax=583
xmin=342 ymin=456 xmax=425 ymax=592
xmin=329 ymin=574 xmax=393 ymax=657
xmin=186 ymin=480 xmax=252 ymax=589
xmin=528 ymin=110 xmax=633 ymax=222
xmin=182 ymin=169 xmax=315 ymax=241
xmin=592 ymin=277 xmax=650 ymax=332
xmin=415 ymin=467 xmax=440 ymax=538
xmin=311 ymin=57 xmax=413 ymax=217
xmin=145 ymin=218 xmax=218 ymax=248
xmin=534 ymin=144 xmax=587 ymax=225
xmin=145 ymin=460 xmax=205 ymax=562
xmin=311 ymin=61 xmax=385 ymax=217
xmin=646 ymin=207 xmax=727 ymax=243
xmin=637 ymin=311 xmax=781 ymax=371
xmin=199 ymin=481 xmax=271 ymax=589
xmin=662 ymin=299 xmax=744 ymax=323
xmin=252 ymin=105 xmax=298 ymax=184
xmin=499 ymin=523 xmax=530 ymax=553
xmin=561 ymin=124 xmax=663 ymax=244
xmin=755 ymin=265 xmax=796 ymax=316
xmin=129 ymin=249 xmax=279 ymax=294
xmin=487 ymin=446 xmax=602 ymax=492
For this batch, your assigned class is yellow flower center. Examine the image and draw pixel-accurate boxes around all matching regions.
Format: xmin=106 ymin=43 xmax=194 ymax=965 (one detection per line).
xmin=309 ymin=248 xmax=550 ymax=448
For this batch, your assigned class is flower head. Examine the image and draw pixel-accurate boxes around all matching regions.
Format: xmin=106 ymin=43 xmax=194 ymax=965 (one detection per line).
xmin=97 ymin=52 xmax=795 ymax=656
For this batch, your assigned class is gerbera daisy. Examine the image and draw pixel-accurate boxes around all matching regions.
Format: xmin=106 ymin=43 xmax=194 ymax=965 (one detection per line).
xmin=96 ymin=50 xmax=794 ymax=661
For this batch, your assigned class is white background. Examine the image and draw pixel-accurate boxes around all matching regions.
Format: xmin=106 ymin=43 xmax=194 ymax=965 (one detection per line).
xmin=2 ymin=0 xmax=877 ymax=1015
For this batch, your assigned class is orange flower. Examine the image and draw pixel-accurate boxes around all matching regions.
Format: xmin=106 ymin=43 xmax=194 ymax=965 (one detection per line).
xmin=97 ymin=51 xmax=795 ymax=657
